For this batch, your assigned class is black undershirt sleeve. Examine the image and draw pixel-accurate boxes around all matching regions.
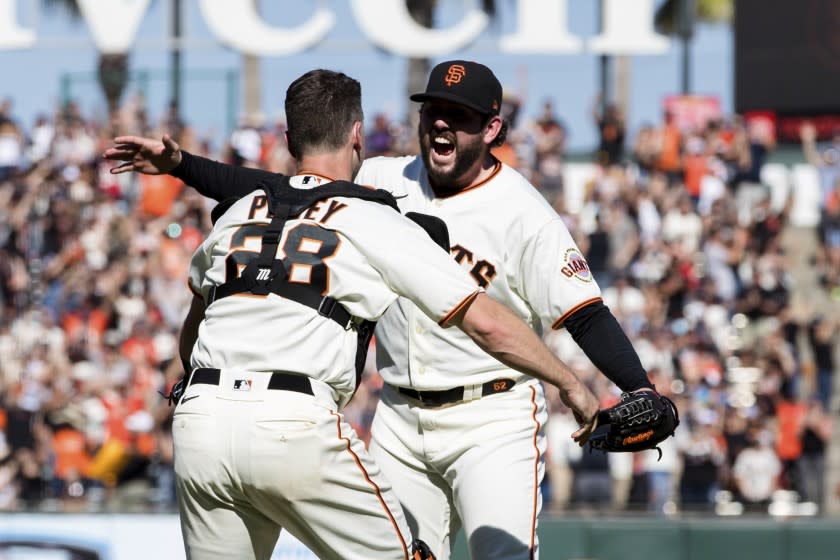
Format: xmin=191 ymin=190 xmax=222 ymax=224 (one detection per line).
xmin=562 ymin=301 xmax=654 ymax=392
xmin=171 ymin=150 xmax=281 ymax=202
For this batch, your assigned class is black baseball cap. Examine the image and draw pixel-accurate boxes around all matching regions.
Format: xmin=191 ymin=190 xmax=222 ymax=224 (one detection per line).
xmin=410 ymin=60 xmax=502 ymax=116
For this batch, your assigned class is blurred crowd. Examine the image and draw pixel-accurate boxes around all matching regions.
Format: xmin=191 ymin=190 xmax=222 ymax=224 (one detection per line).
xmin=0 ymin=90 xmax=838 ymax=519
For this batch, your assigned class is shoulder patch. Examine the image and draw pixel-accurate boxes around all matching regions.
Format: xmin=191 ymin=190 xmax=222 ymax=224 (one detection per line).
xmin=560 ymin=248 xmax=592 ymax=283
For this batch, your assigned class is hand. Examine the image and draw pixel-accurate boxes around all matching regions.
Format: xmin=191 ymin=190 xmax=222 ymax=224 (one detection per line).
xmin=559 ymin=383 xmax=600 ymax=446
xmin=102 ymin=134 xmax=182 ymax=175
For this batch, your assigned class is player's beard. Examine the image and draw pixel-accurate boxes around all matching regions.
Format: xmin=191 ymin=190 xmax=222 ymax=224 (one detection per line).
xmin=420 ymin=128 xmax=485 ymax=193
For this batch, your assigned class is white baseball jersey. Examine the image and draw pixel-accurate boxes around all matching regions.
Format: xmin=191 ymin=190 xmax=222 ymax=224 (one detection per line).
xmin=186 ymin=173 xmax=482 ymax=408
xmin=355 ymin=156 xmax=602 ymax=391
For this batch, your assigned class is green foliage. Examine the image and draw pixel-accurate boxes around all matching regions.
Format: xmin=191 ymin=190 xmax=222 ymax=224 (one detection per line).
xmin=655 ymin=0 xmax=733 ymax=34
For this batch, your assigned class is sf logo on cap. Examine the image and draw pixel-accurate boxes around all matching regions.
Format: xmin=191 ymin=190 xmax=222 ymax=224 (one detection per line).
xmin=445 ymin=64 xmax=466 ymax=86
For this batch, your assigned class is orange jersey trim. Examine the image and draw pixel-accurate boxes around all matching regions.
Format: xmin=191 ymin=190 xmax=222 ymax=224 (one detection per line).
xmin=438 ymin=290 xmax=482 ymax=327
xmin=429 ymin=158 xmax=502 ymax=199
xmin=331 ymin=411 xmax=411 ymax=559
xmin=550 ymin=297 xmax=602 ymax=330
xmin=528 ymin=385 xmax=542 ymax=559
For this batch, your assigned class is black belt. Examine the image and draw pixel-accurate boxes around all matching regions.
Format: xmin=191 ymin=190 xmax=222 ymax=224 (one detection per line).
xmin=188 ymin=368 xmax=314 ymax=395
xmin=393 ymin=378 xmax=515 ymax=407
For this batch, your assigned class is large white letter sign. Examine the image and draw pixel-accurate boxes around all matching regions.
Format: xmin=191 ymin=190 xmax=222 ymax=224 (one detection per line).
xmin=500 ymin=0 xmax=582 ymax=54
xmin=76 ymin=0 xmax=151 ymax=54
xmin=589 ymin=0 xmax=669 ymax=55
xmin=349 ymin=0 xmax=487 ymax=57
xmin=0 ymin=0 xmax=36 ymax=49
xmin=199 ymin=0 xmax=334 ymax=56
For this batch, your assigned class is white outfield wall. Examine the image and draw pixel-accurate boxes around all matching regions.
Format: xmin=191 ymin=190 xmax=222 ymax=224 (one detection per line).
xmin=0 ymin=513 xmax=317 ymax=559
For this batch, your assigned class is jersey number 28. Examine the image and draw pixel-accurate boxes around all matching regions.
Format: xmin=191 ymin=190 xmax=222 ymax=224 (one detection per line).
xmin=225 ymin=223 xmax=339 ymax=295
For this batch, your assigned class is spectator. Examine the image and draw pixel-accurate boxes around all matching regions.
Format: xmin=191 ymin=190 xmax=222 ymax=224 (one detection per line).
xmin=817 ymin=179 xmax=840 ymax=293
xmin=798 ymin=400 xmax=831 ymax=507
xmin=532 ymin=99 xmax=566 ymax=203
xmin=605 ymin=198 xmax=641 ymax=285
xmin=228 ymin=113 xmax=263 ymax=167
xmin=632 ymin=124 xmax=659 ymax=181
xmin=773 ymin=385 xmax=807 ymax=495
xmin=806 ymin=315 xmax=836 ymax=412
xmin=653 ymin=110 xmax=683 ymax=185
xmin=544 ymin=397 xmax=583 ymax=511
xmin=571 ymin=439 xmax=612 ymax=510
xmin=679 ymin=416 xmax=725 ymax=509
xmin=365 ymin=113 xmax=394 ymax=157
xmin=0 ymin=105 xmax=23 ymax=182
xmin=592 ymin=94 xmax=626 ymax=167
xmin=644 ymin=433 xmax=680 ymax=516
xmin=27 ymin=114 xmax=55 ymax=164
xmin=661 ymin=193 xmax=704 ymax=256
xmin=800 ymin=122 xmax=840 ymax=207
xmin=732 ymin=427 xmax=782 ymax=512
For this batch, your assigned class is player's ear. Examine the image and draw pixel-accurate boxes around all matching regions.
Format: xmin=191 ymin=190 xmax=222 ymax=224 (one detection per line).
xmin=350 ymin=120 xmax=365 ymax=161
xmin=482 ymin=115 xmax=503 ymax=146
xmin=351 ymin=121 xmax=363 ymax=152
xmin=284 ymin=130 xmax=297 ymax=158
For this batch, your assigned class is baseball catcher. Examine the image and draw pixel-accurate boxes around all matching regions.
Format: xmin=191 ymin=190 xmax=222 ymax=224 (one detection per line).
xmin=588 ymin=389 xmax=679 ymax=459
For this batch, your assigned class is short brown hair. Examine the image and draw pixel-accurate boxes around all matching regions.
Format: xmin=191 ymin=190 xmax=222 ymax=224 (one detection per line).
xmin=285 ymin=69 xmax=363 ymax=158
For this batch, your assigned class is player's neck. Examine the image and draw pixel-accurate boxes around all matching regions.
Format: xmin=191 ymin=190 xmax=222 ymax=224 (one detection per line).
xmin=430 ymin=152 xmax=499 ymax=193
xmin=471 ymin=153 xmax=500 ymax=186
xmin=296 ymin=151 xmax=353 ymax=182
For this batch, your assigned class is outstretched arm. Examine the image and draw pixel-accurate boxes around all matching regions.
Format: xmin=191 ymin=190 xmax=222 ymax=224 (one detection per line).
xmin=103 ymin=134 xmax=278 ymax=201
xmin=451 ymin=293 xmax=600 ymax=444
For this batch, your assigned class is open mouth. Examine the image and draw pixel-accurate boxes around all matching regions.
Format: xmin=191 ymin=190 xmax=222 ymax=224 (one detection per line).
xmin=432 ymin=135 xmax=455 ymax=158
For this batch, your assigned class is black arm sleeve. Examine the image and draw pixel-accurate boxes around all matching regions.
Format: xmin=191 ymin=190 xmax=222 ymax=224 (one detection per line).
xmin=171 ymin=150 xmax=281 ymax=202
xmin=562 ymin=301 xmax=654 ymax=392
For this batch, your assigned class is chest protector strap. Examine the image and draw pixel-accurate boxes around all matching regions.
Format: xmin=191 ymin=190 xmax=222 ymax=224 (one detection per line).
xmin=207 ymin=175 xmax=399 ymax=320
xmin=205 ymin=174 xmax=450 ymax=382
xmin=206 ymin=176 xmax=401 ymax=380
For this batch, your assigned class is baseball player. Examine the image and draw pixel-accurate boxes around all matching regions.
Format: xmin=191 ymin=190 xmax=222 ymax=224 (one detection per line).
xmin=104 ymin=62 xmax=654 ymax=560
xmin=107 ymin=69 xmax=599 ymax=560
xmin=356 ymin=61 xmax=655 ymax=559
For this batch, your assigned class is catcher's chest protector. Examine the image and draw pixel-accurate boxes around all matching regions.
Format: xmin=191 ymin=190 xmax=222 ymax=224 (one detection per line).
xmin=207 ymin=175 xmax=448 ymax=384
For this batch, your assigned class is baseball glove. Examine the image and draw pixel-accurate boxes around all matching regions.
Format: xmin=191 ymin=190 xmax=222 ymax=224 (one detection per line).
xmin=588 ymin=389 xmax=679 ymax=460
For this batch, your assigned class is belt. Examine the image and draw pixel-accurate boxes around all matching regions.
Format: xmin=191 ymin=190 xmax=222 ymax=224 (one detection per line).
xmin=188 ymin=367 xmax=314 ymax=396
xmin=393 ymin=378 xmax=515 ymax=407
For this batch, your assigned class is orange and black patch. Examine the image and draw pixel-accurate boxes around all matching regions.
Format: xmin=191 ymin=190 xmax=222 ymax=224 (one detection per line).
xmin=559 ymin=248 xmax=592 ymax=283
xmin=444 ymin=64 xmax=466 ymax=86
xmin=623 ymin=430 xmax=654 ymax=446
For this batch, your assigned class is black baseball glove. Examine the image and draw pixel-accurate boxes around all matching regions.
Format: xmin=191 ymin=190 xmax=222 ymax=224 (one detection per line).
xmin=588 ymin=389 xmax=679 ymax=460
